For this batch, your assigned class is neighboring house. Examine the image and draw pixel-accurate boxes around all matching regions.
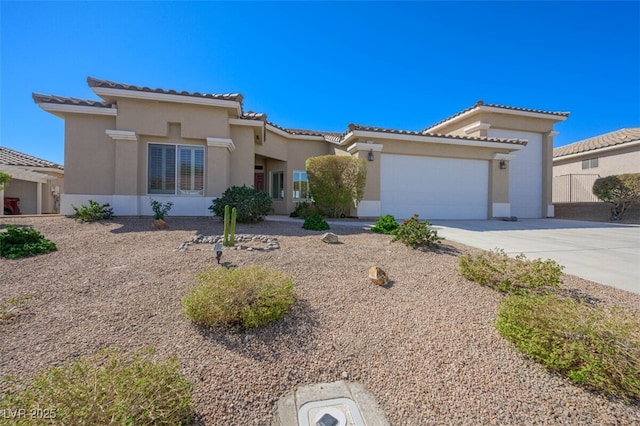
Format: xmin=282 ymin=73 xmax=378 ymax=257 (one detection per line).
xmin=553 ymin=128 xmax=640 ymax=202
xmin=0 ymin=146 xmax=64 ymax=215
xmin=32 ymin=77 xmax=568 ymax=220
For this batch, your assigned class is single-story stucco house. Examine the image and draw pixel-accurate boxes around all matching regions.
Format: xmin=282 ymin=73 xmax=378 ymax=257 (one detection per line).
xmin=32 ymin=77 xmax=569 ymax=220
xmin=0 ymin=146 xmax=64 ymax=215
xmin=553 ymin=128 xmax=640 ymax=203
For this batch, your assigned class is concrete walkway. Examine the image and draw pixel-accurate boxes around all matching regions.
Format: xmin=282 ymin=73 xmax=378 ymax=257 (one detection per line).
xmin=430 ymin=219 xmax=640 ymax=295
xmin=266 ymin=216 xmax=640 ymax=295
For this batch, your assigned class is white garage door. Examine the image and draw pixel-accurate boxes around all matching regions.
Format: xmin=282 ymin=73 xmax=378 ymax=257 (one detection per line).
xmin=380 ymin=154 xmax=489 ymax=220
xmin=488 ymin=129 xmax=542 ymax=218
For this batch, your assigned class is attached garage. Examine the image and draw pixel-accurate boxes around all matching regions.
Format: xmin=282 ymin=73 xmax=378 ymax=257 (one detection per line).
xmin=380 ymin=154 xmax=489 ymax=220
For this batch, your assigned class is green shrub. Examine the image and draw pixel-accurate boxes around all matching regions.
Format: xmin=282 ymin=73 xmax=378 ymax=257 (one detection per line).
xmin=289 ymin=201 xmax=320 ymax=218
xmin=592 ymin=173 xmax=640 ymax=220
xmin=302 ymin=215 xmax=330 ymax=231
xmin=149 ymin=199 xmax=173 ymax=220
xmin=0 ymin=226 xmax=57 ymax=259
xmin=306 ymin=155 xmax=367 ymax=218
xmin=71 ymin=200 xmax=114 ymax=222
xmin=370 ymin=214 xmax=399 ymax=235
xmin=0 ymin=171 xmax=10 ymax=190
xmin=209 ymin=185 xmax=272 ymax=223
xmin=496 ymin=294 xmax=640 ymax=402
xmin=391 ymin=214 xmax=442 ymax=249
xmin=0 ymin=348 xmax=193 ymax=425
xmin=182 ymin=265 xmax=296 ymax=328
xmin=458 ymin=249 xmax=563 ymax=294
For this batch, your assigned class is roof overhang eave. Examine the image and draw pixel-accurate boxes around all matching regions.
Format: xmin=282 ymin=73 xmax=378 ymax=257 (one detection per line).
xmin=426 ymin=106 xmax=569 ymax=134
xmin=37 ymin=102 xmax=117 ymax=117
xmin=344 ymin=130 xmax=526 ymax=150
xmin=92 ymin=86 xmax=242 ymax=115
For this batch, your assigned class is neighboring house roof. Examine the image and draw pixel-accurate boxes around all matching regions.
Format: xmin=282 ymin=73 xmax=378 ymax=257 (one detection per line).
xmin=87 ymin=77 xmax=243 ymax=103
xmin=553 ymin=128 xmax=640 ymax=158
xmin=0 ymin=146 xmax=63 ymax=170
xmin=424 ymin=99 xmax=570 ymax=133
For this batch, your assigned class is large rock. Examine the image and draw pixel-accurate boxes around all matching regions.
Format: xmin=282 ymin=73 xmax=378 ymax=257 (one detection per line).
xmin=152 ymin=219 xmax=169 ymax=230
xmin=321 ymin=232 xmax=340 ymax=244
xmin=368 ymin=266 xmax=388 ymax=286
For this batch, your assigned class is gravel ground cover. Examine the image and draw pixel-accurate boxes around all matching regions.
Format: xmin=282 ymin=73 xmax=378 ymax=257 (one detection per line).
xmin=1 ymin=215 xmax=639 ymax=425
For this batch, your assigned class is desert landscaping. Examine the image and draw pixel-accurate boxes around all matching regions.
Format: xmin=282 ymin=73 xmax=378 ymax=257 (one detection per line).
xmin=1 ymin=215 xmax=639 ymax=425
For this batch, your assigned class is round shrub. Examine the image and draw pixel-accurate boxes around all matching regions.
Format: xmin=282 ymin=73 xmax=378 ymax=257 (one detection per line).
xmin=458 ymin=249 xmax=563 ymax=294
xmin=0 ymin=348 xmax=193 ymax=425
xmin=209 ymin=185 xmax=272 ymax=223
xmin=0 ymin=225 xmax=57 ymax=259
xmin=497 ymin=294 xmax=640 ymax=402
xmin=302 ymin=215 xmax=330 ymax=231
xmin=71 ymin=200 xmax=114 ymax=222
xmin=370 ymin=214 xmax=399 ymax=234
xmin=183 ymin=265 xmax=296 ymax=328
xmin=391 ymin=214 xmax=442 ymax=249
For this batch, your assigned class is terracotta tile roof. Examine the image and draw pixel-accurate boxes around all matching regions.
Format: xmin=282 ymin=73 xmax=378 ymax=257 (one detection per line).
xmin=32 ymin=93 xmax=113 ymax=108
xmin=347 ymin=123 xmax=528 ymax=146
xmin=87 ymin=77 xmax=243 ymax=103
xmin=423 ymin=100 xmax=570 ymax=132
xmin=553 ymin=128 xmax=640 ymax=158
xmin=0 ymin=146 xmax=63 ymax=169
xmin=241 ymin=111 xmax=267 ymax=121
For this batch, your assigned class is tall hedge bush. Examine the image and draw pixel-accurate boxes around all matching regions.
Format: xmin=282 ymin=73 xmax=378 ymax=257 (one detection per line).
xmin=306 ymin=155 xmax=366 ymax=218
xmin=592 ymin=173 xmax=640 ymax=220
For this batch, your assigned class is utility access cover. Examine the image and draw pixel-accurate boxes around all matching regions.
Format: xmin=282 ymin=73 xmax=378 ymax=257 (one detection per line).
xmin=298 ymin=397 xmax=365 ymax=426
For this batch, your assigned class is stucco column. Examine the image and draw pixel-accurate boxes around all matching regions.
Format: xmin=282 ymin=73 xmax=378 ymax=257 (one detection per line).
xmin=206 ymin=137 xmax=235 ymax=197
xmin=544 ymin=131 xmax=559 ymax=217
xmin=106 ymin=130 xmax=139 ymax=195
xmin=0 ymin=188 xmax=4 ymax=215
xmin=346 ymin=142 xmax=383 ymax=217
xmin=36 ymin=182 xmax=43 ymax=214
xmin=491 ymin=153 xmax=515 ymax=218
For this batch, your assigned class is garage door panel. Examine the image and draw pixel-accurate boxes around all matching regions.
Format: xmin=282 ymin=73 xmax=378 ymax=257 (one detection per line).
xmin=380 ymin=154 xmax=488 ymax=220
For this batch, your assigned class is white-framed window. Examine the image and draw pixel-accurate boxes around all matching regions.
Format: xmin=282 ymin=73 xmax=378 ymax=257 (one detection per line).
xmin=270 ymin=171 xmax=284 ymax=200
xmin=148 ymin=143 xmax=204 ymax=195
xmin=581 ymin=157 xmax=599 ymax=170
xmin=293 ymin=170 xmax=311 ymax=200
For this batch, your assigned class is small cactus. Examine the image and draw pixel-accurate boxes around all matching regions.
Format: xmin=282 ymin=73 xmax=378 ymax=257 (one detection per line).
xmin=223 ymin=205 xmax=237 ymax=247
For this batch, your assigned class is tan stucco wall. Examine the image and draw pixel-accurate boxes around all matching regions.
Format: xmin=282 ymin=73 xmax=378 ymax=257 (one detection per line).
xmin=64 ymin=114 xmax=116 ymax=194
xmin=554 ymin=145 xmax=640 ymax=177
xmin=116 ymin=99 xmax=231 ymax=140
xmin=230 ymin=126 xmax=257 ymax=189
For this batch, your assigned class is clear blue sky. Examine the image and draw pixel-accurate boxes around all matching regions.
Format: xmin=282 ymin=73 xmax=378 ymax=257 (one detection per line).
xmin=1 ymin=1 xmax=638 ymax=165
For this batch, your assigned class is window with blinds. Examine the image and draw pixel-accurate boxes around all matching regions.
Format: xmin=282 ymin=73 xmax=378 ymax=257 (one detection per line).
xmin=148 ymin=144 xmax=204 ymax=195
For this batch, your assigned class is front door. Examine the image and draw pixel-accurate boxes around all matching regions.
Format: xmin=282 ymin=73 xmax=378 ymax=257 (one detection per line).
xmin=254 ymin=172 xmax=265 ymax=192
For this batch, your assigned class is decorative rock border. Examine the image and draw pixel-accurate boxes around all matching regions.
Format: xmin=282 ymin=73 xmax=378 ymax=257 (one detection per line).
xmin=177 ymin=234 xmax=280 ymax=252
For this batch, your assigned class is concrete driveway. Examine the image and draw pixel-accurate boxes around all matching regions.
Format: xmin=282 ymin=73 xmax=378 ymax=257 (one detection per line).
xmin=431 ymin=219 xmax=640 ymax=295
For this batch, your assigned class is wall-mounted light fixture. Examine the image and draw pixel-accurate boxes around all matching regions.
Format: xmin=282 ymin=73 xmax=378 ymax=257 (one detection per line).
xmin=368 ymin=149 xmax=375 ymax=162
xmin=499 ymin=159 xmax=507 ymax=170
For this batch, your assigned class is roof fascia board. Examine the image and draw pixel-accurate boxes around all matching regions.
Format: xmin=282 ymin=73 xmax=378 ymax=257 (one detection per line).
xmin=38 ymin=102 xmax=117 ymax=117
xmin=265 ymin=124 xmax=325 ymax=141
xmin=92 ymin=87 xmax=242 ymax=114
xmin=479 ymin=106 xmax=569 ymax=122
xmin=229 ymin=118 xmax=264 ymax=127
xmin=350 ymin=130 xmax=525 ymax=150
xmin=347 ymin=142 xmax=384 ymax=153
xmin=553 ymin=140 xmax=640 ymax=162
xmin=427 ymin=106 xmax=568 ymax=133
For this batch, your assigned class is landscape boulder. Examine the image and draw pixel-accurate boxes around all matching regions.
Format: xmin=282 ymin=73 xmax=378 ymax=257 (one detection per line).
xmin=368 ymin=266 xmax=388 ymax=286
xmin=321 ymin=232 xmax=340 ymax=244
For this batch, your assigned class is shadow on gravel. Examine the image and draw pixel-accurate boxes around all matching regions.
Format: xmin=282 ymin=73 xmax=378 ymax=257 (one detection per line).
xmin=193 ymin=299 xmax=320 ymax=361
xmin=106 ymin=217 xmax=372 ymax=237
